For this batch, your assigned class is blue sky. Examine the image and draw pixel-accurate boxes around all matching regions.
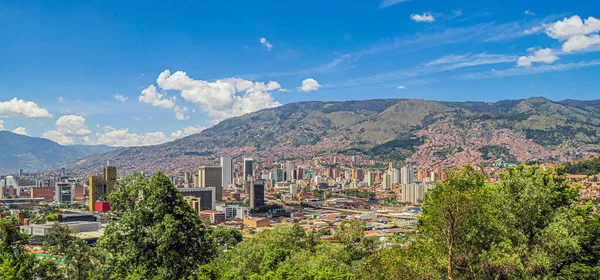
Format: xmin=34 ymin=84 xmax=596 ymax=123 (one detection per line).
xmin=1 ymin=0 xmax=599 ymax=146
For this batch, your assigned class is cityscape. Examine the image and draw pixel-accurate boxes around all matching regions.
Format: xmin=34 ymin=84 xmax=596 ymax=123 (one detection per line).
xmin=1 ymin=0 xmax=600 ymax=279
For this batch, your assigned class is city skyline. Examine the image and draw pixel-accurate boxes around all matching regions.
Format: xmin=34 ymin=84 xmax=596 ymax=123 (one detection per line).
xmin=1 ymin=1 xmax=599 ymax=147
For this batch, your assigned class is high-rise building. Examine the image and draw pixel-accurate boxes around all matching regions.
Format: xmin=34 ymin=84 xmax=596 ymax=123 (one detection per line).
xmin=401 ymin=183 xmax=432 ymax=204
xmin=198 ymin=166 xmax=222 ymax=201
xmin=390 ymin=168 xmax=401 ymax=185
xmin=89 ymin=165 xmax=117 ymax=212
xmin=55 ymin=182 xmax=74 ymax=203
xmin=364 ymin=171 xmax=374 ymax=186
xmin=381 ymin=172 xmax=392 ymax=190
xmin=250 ymin=179 xmax=265 ymax=209
xmin=243 ymin=157 xmax=253 ymax=181
xmin=401 ymin=166 xmax=414 ymax=185
xmin=220 ymin=157 xmax=232 ymax=191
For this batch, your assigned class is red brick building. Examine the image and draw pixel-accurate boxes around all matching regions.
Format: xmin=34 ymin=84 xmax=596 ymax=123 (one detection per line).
xmin=30 ymin=187 xmax=54 ymax=202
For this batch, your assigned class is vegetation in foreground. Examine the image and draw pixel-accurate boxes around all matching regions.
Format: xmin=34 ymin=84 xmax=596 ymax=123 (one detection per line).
xmin=0 ymin=165 xmax=599 ymax=279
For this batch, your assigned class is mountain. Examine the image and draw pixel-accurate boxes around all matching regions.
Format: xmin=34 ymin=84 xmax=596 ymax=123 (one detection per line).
xmin=0 ymin=131 xmax=118 ymax=175
xmin=64 ymin=97 xmax=600 ymax=175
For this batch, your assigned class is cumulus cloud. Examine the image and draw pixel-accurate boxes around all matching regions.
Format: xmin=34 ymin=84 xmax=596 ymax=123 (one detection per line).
xmin=171 ymin=125 xmax=205 ymax=138
xmin=523 ymin=10 xmax=536 ymax=16
xmin=0 ymin=120 xmax=4 ymax=130
xmin=260 ymin=37 xmax=273 ymax=51
xmin=562 ymin=34 xmax=600 ymax=52
xmin=410 ymin=12 xmax=435 ymax=23
xmin=544 ymin=15 xmax=600 ymax=52
xmin=55 ymin=115 xmax=91 ymax=135
xmin=397 ymin=85 xmax=406 ymax=89
xmin=42 ymin=115 xmax=91 ymax=145
xmin=174 ymin=105 xmax=189 ymax=120
xmin=12 ymin=127 xmax=28 ymax=136
xmin=94 ymin=126 xmax=169 ymax=147
xmin=58 ymin=96 xmax=65 ymax=103
xmin=299 ymin=78 xmax=321 ymax=92
xmin=0 ymin=98 xmax=53 ymax=118
xmin=114 ymin=93 xmax=128 ymax=102
xmin=139 ymin=85 xmax=176 ymax=108
xmin=517 ymin=48 xmax=559 ymax=67
xmin=153 ymin=70 xmax=281 ymax=120
xmin=43 ymin=130 xmax=75 ymax=145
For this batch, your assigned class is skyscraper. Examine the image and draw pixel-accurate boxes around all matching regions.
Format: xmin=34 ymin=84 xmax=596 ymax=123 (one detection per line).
xmin=381 ymin=172 xmax=391 ymax=190
xmin=401 ymin=166 xmax=414 ymax=185
xmin=243 ymin=157 xmax=253 ymax=181
xmin=220 ymin=157 xmax=232 ymax=191
xmin=250 ymin=179 xmax=265 ymax=209
xmin=390 ymin=168 xmax=401 ymax=185
xmin=199 ymin=166 xmax=222 ymax=201
xmin=364 ymin=171 xmax=374 ymax=186
xmin=89 ymin=165 xmax=117 ymax=212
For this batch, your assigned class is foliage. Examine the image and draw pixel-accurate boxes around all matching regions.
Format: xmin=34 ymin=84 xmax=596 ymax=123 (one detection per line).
xmin=43 ymin=223 xmax=93 ymax=280
xmin=0 ymin=216 xmax=62 ymax=279
xmin=197 ymin=224 xmax=361 ymax=279
xmin=343 ymin=189 xmax=376 ymax=200
xmin=94 ymin=172 xmax=213 ymax=280
xmin=359 ymin=165 xmax=599 ymax=280
xmin=565 ymin=156 xmax=600 ymax=175
xmin=45 ymin=212 xmax=59 ymax=222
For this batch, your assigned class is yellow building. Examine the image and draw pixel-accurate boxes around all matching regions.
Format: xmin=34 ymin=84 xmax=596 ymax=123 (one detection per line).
xmin=89 ymin=165 xmax=117 ymax=211
xmin=184 ymin=196 xmax=202 ymax=215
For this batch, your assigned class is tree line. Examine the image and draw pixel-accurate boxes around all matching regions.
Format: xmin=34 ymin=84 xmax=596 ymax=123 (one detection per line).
xmin=0 ymin=166 xmax=599 ymax=279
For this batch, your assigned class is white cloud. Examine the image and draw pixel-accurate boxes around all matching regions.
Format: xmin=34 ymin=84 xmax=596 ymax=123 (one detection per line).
xmin=379 ymin=0 xmax=409 ymax=9
xmin=114 ymin=93 xmax=128 ymax=102
xmin=524 ymin=26 xmax=542 ymax=35
xmin=94 ymin=126 xmax=169 ymax=147
xmin=260 ymin=37 xmax=273 ymax=51
xmin=12 ymin=127 xmax=28 ymax=136
xmin=171 ymin=125 xmax=205 ymax=138
xmin=58 ymin=96 xmax=65 ymax=103
xmin=544 ymin=15 xmax=600 ymax=52
xmin=154 ymin=70 xmax=281 ymax=120
xmin=139 ymin=85 xmax=176 ymax=108
xmin=332 ymin=53 xmax=517 ymax=88
xmin=43 ymin=130 xmax=75 ymax=145
xmin=523 ymin=10 xmax=536 ymax=16
xmin=410 ymin=12 xmax=435 ymax=23
xmin=563 ymin=34 xmax=600 ymax=52
xmin=0 ymin=120 xmax=4 ymax=130
xmin=299 ymin=78 xmax=321 ymax=92
xmin=42 ymin=115 xmax=91 ymax=145
xmin=517 ymin=48 xmax=559 ymax=67
xmin=174 ymin=105 xmax=189 ymax=120
xmin=397 ymin=85 xmax=406 ymax=89
xmin=55 ymin=115 xmax=91 ymax=135
xmin=460 ymin=59 xmax=600 ymax=79
xmin=0 ymin=98 xmax=53 ymax=118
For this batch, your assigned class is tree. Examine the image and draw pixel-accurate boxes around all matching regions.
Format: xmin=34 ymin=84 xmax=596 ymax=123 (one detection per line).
xmin=209 ymin=227 xmax=242 ymax=256
xmin=95 ymin=172 xmax=213 ymax=280
xmin=43 ymin=222 xmax=93 ymax=280
xmin=0 ymin=216 xmax=61 ymax=279
xmin=420 ymin=166 xmax=487 ymax=280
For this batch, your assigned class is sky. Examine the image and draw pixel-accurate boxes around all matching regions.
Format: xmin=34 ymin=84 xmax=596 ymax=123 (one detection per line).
xmin=1 ymin=0 xmax=599 ymax=147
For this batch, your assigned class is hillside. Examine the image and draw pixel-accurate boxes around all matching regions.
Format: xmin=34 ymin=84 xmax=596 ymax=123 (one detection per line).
xmin=0 ymin=131 xmax=118 ymax=174
xmin=65 ymin=97 xmax=600 ymax=175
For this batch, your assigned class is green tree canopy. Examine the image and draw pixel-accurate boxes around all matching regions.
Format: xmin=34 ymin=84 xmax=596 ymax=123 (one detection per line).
xmin=94 ymin=172 xmax=213 ymax=280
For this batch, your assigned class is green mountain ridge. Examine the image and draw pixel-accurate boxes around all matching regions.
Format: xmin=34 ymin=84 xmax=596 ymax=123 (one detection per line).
xmin=62 ymin=97 xmax=600 ymax=174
